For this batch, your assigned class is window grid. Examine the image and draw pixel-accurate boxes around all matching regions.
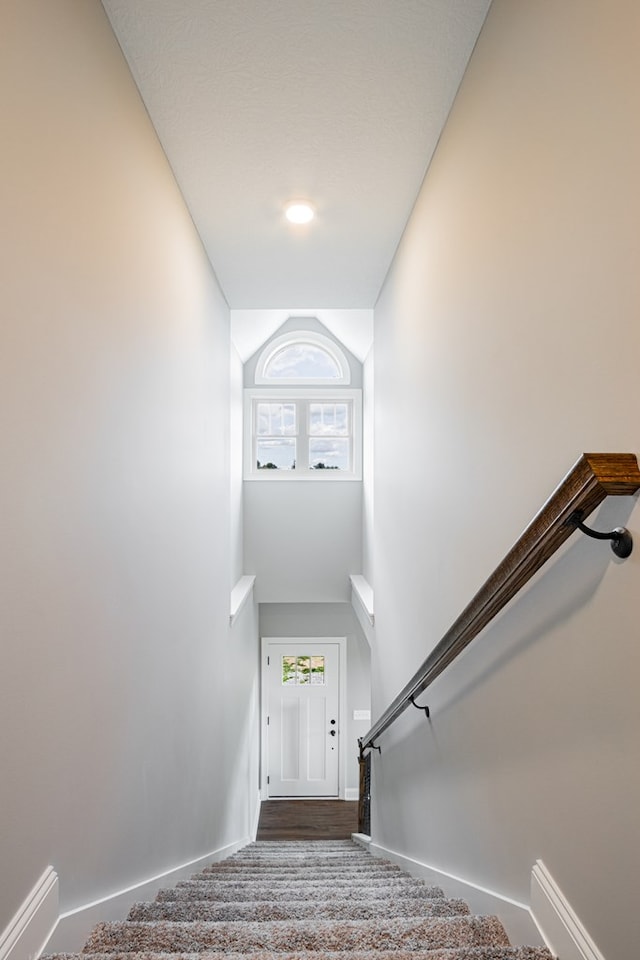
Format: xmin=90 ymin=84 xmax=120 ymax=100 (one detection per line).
xmin=282 ymin=655 xmax=326 ymax=686
xmin=244 ymin=388 xmax=362 ymax=481
xmin=255 ymin=402 xmax=297 ymax=471
xmin=256 ymin=402 xmax=296 ymax=437
xmin=253 ymin=398 xmax=353 ymax=474
xmin=308 ymin=402 xmax=351 ymax=471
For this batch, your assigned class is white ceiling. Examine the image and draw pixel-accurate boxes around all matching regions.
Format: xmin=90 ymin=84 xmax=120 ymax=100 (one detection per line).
xmin=101 ymin=0 xmax=490 ymax=316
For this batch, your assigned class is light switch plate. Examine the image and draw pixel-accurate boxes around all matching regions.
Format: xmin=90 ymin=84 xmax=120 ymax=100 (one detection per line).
xmin=353 ymin=709 xmax=371 ymax=721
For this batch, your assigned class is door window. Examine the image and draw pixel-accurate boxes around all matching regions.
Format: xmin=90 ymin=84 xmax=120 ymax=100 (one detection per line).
xmin=282 ymin=655 xmax=326 ymax=686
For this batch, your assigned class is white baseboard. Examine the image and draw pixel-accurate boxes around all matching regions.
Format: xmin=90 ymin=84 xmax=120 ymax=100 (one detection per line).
xmin=251 ymin=790 xmax=262 ymax=840
xmin=45 ymin=838 xmax=249 ymax=954
xmin=344 ymin=788 xmax=359 ymax=801
xmin=351 ymin=833 xmax=371 ymax=849
xmin=531 ymin=860 xmax=603 ymax=960
xmin=0 ymin=868 xmax=58 ymax=960
xmin=368 ymin=841 xmax=543 ymax=948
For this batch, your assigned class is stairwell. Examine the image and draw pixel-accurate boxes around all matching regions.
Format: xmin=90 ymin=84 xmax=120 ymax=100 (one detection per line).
xmin=45 ymin=840 xmax=552 ymax=960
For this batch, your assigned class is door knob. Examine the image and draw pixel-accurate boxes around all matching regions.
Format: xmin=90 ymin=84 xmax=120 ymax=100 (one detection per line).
xmin=329 ymin=729 xmax=336 ymax=736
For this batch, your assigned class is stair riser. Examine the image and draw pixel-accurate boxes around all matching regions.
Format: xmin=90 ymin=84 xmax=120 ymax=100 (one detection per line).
xmin=158 ymin=884 xmax=446 ymax=902
xmin=229 ymin=851 xmax=374 ymax=858
xmin=83 ymin=916 xmax=511 ymax=953
xmin=128 ymin=899 xmax=471 ymax=922
xmin=203 ymin=865 xmax=396 ymax=871
xmin=209 ymin=855 xmax=394 ymax=863
xmin=176 ymin=877 xmax=436 ymax=892
xmin=53 ymin=950 xmax=552 ymax=960
xmin=200 ymin=866 xmax=402 ymax=877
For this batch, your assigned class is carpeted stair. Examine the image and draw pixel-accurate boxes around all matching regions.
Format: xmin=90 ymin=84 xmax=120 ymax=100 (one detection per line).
xmin=44 ymin=839 xmax=553 ymax=960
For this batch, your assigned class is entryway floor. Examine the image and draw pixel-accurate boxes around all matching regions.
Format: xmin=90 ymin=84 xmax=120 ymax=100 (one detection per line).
xmin=256 ymin=799 xmax=358 ymax=840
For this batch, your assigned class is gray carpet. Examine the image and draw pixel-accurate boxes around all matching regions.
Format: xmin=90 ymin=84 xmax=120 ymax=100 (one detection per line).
xmin=44 ymin=840 xmax=552 ymax=960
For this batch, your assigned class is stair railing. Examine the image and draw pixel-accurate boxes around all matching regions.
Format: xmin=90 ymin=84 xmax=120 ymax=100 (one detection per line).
xmin=358 ymin=453 xmax=640 ymax=835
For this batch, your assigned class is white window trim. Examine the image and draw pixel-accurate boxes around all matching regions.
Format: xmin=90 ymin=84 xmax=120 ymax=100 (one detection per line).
xmin=255 ymin=331 xmax=351 ymax=386
xmin=244 ymin=388 xmax=362 ymax=481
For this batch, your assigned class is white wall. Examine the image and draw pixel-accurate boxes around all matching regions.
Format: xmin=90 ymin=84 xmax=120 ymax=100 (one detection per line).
xmin=0 ymin=0 xmax=258 ymax=944
xmin=245 ymin=484 xmax=362 ymax=602
xmin=371 ymin=1 xmax=640 ymax=958
xmin=259 ymin=603 xmax=371 ymax=794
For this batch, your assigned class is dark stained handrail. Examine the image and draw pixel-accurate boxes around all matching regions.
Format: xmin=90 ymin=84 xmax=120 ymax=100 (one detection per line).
xmin=359 ymin=453 xmax=640 ymax=761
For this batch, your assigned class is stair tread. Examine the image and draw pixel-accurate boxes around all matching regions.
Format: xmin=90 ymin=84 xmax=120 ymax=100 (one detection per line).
xmin=199 ymin=867 xmax=402 ymax=878
xmin=202 ymin=865 xmax=388 ymax=874
xmin=246 ymin=841 xmax=359 ymax=847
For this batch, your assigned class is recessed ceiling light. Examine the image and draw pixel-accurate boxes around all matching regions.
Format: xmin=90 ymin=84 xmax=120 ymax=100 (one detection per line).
xmin=285 ymin=202 xmax=315 ymax=225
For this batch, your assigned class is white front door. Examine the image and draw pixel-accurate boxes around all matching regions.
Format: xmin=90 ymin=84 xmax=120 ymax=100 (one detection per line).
xmin=265 ymin=640 xmax=340 ymax=797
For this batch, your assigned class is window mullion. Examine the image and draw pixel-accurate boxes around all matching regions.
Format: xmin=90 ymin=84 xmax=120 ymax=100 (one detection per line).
xmin=298 ymin=400 xmax=309 ymax=471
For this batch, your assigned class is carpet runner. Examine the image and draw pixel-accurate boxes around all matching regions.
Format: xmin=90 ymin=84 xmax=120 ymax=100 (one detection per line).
xmin=45 ymin=840 xmax=553 ymax=960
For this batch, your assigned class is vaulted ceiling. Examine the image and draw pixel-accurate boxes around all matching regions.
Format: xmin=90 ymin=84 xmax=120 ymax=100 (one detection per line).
xmin=101 ymin=0 xmax=491 ymax=317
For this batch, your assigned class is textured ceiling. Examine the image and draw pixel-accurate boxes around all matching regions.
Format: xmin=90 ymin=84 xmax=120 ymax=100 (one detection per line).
xmin=101 ymin=0 xmax=491 ymax=310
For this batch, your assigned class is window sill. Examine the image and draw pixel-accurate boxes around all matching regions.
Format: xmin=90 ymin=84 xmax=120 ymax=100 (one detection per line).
xmin=230 ymin=575 xmax=256 ymax=626
xmin=350 ymin=574 xmax=374 ymax=626
xmin=244 ymin=472 xmax=362 ymax=482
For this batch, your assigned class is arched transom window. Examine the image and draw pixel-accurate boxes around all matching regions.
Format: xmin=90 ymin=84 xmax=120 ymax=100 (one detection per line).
xmin=245 ymin=331 xmax=361 ymax=480
xmin=255 ymin=331 xmax=350 ymax=385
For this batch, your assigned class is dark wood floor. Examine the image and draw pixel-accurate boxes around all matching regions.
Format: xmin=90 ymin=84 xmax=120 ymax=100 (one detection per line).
xmin=256 ymin=800 xmax=359 ymax=841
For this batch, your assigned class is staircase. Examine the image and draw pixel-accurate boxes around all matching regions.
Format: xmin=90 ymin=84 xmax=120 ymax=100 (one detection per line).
xmin=46 ymin=840 xmax=552 ymax=960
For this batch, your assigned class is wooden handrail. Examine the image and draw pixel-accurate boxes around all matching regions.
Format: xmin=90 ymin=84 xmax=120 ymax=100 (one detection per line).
xmin=360 ymin=453 xmax=640 ymax=755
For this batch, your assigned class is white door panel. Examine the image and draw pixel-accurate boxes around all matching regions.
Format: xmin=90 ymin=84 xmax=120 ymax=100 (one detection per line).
xmin=266 ymin=641 xmax=340 ymax=797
